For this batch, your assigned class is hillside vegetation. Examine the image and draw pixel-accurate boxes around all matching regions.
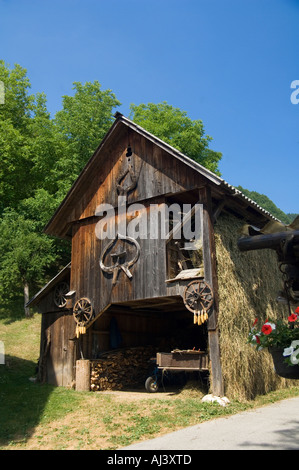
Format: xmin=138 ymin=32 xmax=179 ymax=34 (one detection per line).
xmin=237 ymin=186 xmax=297 ymax=224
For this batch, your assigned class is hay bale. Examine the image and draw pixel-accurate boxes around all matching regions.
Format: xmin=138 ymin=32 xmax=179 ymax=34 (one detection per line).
xmin=179 ymin=379 xmax=207 ymax=399
xmin=214 ymin=213 xmax=295 ymax=400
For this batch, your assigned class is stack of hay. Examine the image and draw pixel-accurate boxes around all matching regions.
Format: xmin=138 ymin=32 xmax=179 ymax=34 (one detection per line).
xmin=214 ymin=213 xmax=294 ymax=401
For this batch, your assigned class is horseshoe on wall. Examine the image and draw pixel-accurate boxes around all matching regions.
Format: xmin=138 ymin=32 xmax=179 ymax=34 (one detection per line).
xmin=100 ymin=233 xmax=140 ymax=285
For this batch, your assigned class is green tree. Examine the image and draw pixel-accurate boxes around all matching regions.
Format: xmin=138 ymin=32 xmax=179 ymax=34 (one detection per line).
xmin=129 ymin=101 xmax=222 ymax=175
xmin=0 ymin=210 xmax=56 ymax=317
xmin=28 ymin=92 xmax=68 ymax=197
xmin=0 ymin=60 xmax=34 ymax=128
xmin=53 ymin=81 xmax=121 ymax=195
xmin=0 ymin=61 xmax=35 ymax=212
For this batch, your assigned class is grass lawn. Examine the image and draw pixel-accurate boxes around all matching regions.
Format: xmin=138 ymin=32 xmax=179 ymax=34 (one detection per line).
xmin=1 ymin=312 xmax=299 ymax=450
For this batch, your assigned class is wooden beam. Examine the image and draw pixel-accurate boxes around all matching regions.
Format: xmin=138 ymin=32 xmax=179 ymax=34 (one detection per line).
xmin=86 ymin=303 xmax=112 ymax=330
xmin=199 ymin=186 xmax=224 ymax=397
xmin=166 ymin=201 xmax=203 ymax=243
xmin=213 ymin=198 xmax=226 ymax=223
xmin=238 ymin=230 xmax=299 ymax=252
xmin=208 ymin=330 xmax=224 ymax=396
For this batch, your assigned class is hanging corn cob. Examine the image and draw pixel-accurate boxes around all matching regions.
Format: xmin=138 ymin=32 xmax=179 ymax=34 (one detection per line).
xmin=183 ymin=280 xmax=213 ymax=326
xmin=73 ymin=298 xmax=93 ymax=337
xmin=75 ymin=324 xmax=87 ymax=338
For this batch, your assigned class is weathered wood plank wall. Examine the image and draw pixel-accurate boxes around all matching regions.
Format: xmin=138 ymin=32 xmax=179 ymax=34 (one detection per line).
xmin=40 ymin=310 xmax=76 ymax=386
xmin=70 ymin=205 xmax=170 ymax=315
xmin=69 ymin=131 xmax=208 ymax=318
xmin=61 ymin=131 xmax=206 ymax=228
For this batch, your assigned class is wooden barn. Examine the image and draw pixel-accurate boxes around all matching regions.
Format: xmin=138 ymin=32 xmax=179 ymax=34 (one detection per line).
xmin=28 ymin=112 xmax=285 ymax=397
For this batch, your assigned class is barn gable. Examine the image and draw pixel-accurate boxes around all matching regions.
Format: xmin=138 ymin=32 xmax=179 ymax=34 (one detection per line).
xmin=44 ymin=112 xmax=277 ymax=240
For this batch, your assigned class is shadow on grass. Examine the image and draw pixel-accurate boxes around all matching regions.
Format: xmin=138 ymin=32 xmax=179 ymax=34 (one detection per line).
xmin=0 ymin=296 xmax=27 ymax=325
xmin=0 ymin=354 xmax=55 ymax=447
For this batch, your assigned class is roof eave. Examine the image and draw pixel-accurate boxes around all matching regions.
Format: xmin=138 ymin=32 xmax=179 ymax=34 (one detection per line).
xmin=26 ymin=262 xmax=71 ymax=308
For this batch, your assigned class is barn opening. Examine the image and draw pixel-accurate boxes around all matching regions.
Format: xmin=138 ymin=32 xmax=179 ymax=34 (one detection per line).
xmin=87 ymin=299 xmax=209 ymax=391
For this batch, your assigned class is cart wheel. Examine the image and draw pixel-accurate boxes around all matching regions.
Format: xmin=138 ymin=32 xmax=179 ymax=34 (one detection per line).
xmin=145 ymin=376 xmax=159 ymax=393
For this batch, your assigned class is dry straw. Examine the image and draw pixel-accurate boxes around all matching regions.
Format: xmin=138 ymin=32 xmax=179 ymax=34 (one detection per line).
xmin=214 ymin=213 xmax=296 ymax=401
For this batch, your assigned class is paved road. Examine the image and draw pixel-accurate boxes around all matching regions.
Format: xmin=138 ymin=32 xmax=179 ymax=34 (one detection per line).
xmin=122 ymin=396 xmax=299 ymax=450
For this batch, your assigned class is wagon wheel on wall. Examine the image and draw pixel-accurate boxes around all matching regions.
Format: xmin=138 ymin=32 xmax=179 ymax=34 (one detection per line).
xmin=73 ymin=298 xmax=93 ymax=337
xmin=54 ymin=281 xmax=69 ymax=308
xmin=183 ymin=279 xmax=214 ymax=325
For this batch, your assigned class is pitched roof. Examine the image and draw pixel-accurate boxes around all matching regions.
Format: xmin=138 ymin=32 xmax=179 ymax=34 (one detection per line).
xmin=26 ymin=262 xmax=71 ymax=307
xmin=44 ymin=113 xmax=278 ymax=238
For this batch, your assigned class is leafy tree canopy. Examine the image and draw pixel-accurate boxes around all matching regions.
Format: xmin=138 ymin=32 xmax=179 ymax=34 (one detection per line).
xmin=0 ymin=61 xmax=36 ymax=211
xmin=130 ymin=102 xmax=222 ymax=175
xmin=54 ymin=81 xmax=121 ymax=187
xmin=0 ymin=60 xmax=34 ymax=128
xmin=0 ymin=209 xmax=56 ymax=316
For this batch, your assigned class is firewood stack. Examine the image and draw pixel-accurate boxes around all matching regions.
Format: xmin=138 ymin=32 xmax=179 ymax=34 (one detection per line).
xmin=90 ymin=346 xmax=157 ymax=391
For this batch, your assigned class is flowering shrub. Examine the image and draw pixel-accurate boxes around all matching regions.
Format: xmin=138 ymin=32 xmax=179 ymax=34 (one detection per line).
xmin=248 ymin=307 xmax=299 ymax=366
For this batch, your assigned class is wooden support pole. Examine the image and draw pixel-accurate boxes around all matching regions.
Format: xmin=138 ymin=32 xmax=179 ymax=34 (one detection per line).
xmin=75 ymin=359 xmax=90 ymax=391
xmin=199 ymin=186 xmax=224 ymax=397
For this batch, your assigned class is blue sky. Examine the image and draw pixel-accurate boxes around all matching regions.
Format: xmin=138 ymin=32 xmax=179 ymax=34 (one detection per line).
xmin=1 ymin=0 xmax=298 ymax=215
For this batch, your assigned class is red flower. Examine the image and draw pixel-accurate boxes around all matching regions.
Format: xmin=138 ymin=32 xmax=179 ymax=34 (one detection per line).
xmin=261 ymin=323 xmax=273 ymax=335
xmin=253 ymin=318 xmax=258 ymax=327
xmin=256 ymin=335 xmax=261 ymax=344
xmin=288 ymin=313 xmax=298 ymax=322
xmin=296 ymin=307 xmax=299 ymax=314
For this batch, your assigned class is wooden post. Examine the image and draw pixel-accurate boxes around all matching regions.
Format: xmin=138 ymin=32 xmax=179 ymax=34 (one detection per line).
xmin=75 ymin=359 xmax=90 ymax=391
xmin=199 ymin=186 xmax=224 ymax=397
xmin=0 ymin=340 xmax=5 ymax=365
